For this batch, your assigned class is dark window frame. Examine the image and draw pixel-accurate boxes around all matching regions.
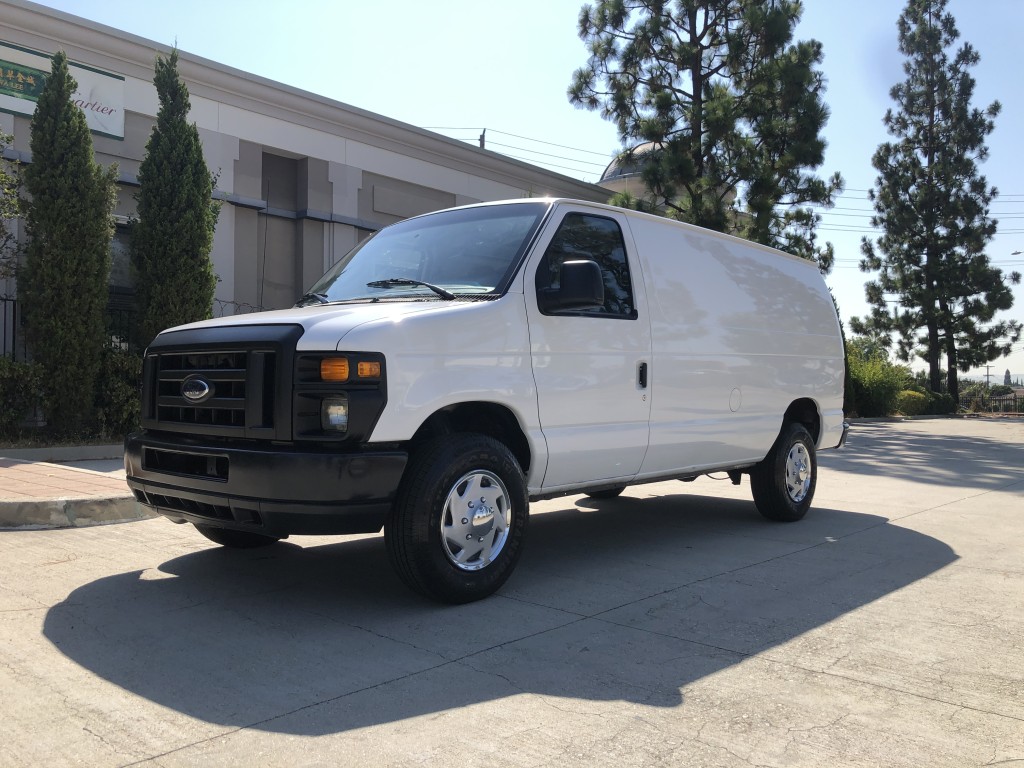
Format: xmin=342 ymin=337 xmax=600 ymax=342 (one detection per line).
xmin=535 ymin=212 xmax=638 ymax=320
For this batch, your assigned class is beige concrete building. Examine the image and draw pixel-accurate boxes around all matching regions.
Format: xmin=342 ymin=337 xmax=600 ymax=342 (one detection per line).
xmin=0 ymin=0 xmax=609 ymax=354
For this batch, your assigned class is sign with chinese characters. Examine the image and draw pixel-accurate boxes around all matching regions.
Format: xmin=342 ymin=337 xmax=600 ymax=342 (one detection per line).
xmin=0 ymin=41 xmax=124 ymax=139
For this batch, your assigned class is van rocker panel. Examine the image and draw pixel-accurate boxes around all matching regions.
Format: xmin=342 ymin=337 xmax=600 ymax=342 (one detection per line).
xmin=124 ymin=433 xmax=407 ymax=535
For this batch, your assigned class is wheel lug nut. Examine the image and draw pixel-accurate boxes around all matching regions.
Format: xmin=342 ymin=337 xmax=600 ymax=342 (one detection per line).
xmin=468 ymin=501 xmax=474 ymax=508
xmin=461 ymin=518 xmax=469 ymax=525
xmin=466 ymin=534 xmax=473 ymax=540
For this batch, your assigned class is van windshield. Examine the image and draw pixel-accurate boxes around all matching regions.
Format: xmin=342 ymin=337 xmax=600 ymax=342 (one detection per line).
xmin=302 ymin=202 xmax=550 ymax=303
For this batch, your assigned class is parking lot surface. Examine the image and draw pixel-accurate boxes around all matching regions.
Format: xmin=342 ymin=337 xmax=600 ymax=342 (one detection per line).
xmin=1 ymin=418 xmax=1022 ymax=767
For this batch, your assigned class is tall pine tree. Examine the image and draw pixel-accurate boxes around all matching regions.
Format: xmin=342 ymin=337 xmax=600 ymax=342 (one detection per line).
xmin=21 ymin=51 xmax=117 ymax=436
xmin=568 ymin=0 xmax=843 ymax=269
xmin=132 ymin=48 xmax=219 ymax=348
xmin=854 ymin=0 xmax=1020 ymax=401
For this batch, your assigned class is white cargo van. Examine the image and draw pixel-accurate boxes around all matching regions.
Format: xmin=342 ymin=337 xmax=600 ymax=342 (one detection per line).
xmin=125 ymin=198 xmax=848 ymax=602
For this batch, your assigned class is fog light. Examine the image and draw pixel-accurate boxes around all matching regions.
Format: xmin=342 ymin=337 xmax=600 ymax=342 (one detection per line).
xmin=321 ymin=395 xmax=349 ymax=432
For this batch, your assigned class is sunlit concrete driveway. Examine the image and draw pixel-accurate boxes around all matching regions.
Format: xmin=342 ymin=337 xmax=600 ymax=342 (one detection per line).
xmin=1 ymin=418 xmax=1022 ymax=767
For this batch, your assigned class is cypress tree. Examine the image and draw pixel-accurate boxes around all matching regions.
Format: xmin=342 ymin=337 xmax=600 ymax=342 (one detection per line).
xmin=21 ymin=51 xmax=117 ymax=436
xmin=132 ymin=48 xmax=219 ymax=348
xmin=0 ymin=130 xmax=18 ymax=279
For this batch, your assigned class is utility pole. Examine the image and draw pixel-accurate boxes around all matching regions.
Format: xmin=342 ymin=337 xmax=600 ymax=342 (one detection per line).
xmin=984 ymin=364 xmax=992 ymax=387
xmin=478 ymin=128 xmax=486 ymax=149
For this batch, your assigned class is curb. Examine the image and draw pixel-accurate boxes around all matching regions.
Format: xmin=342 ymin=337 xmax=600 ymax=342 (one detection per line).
xmin=0 ymin=495 xmax=155 ymax=530
xmin=0 ymin=444 xmax=123 ymax=462
xmin=0 ymin=449 xmax=155 ymax=530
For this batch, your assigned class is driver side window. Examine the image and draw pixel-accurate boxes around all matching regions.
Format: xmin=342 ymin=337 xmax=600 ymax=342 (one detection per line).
xmin=535 ymin=213 xmax=636 ymax=318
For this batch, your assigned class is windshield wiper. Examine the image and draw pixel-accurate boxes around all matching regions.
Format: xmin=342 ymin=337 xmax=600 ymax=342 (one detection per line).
xmin=295 ymin=291 xmax=330 ymax=306
xmin=366 ymin=278 xmax=456 ymax=300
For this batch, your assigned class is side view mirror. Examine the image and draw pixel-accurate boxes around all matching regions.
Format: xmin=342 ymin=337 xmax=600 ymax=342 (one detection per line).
xmin=539 ymin=259 xmax=605 ymax=312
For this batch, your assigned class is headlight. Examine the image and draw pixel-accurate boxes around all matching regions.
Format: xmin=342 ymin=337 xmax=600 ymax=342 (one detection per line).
xmin=321 ymin=395 xmax=349 ymax=432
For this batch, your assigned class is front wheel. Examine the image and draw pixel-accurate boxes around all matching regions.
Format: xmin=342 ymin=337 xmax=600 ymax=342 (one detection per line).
xmin=385 ymin=434 xmax=528 ymax=603
xmin=750 ymin=423 xmax=817 ymax=522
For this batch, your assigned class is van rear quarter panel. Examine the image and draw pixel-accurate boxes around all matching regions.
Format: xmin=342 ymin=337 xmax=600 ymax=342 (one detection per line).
xmin=626 ymin=214 xmax=844 ymax=476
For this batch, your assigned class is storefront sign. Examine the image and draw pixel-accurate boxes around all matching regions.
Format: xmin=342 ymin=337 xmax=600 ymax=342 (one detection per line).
xmin=0 ymin=41 xmax=124 ymax=139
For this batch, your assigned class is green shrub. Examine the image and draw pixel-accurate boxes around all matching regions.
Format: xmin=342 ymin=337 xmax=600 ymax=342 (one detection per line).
xmin=846 ymin=347 xmax=909 ymax=417
xmin=0 ymin=357 xmax=43 ymax=436
xmin=924 ymin=391 xmax=956 ymax=415
xmin=896 ymin=390 xmax=928 ymax=416
xmin=94 ymin=348 xmax=143 ymax=439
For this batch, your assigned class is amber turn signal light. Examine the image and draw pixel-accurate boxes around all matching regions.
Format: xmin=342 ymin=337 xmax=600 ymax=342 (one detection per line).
xmin=357 ymin=361 xmax=381 ymax=378
xmin=320 ymin=358 xmax=349 ymax=381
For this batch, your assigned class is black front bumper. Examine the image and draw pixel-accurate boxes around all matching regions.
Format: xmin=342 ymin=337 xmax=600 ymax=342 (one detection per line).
xmin=124 ymin=432 xmax=408 ymax=536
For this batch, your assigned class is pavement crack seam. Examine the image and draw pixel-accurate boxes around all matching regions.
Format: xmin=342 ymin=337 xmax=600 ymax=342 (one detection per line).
xmin=116 ymin=612 xmax=594 ymax=768
xmin=888 ymin=478 xmax=1024 ymax=524
xmin=755 ymin=655 xmax=1024 ymax=725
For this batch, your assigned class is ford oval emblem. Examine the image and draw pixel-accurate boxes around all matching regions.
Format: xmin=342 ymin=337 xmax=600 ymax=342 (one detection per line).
xmin=181 ymin=375 xmax=213 ymax=403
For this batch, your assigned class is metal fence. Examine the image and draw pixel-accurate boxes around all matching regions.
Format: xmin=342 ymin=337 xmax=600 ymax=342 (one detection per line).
xmin=1 ymin=294 xmax=23 ymax=361
xmin=1 ymin=294 xmax=138 ymax=360
xmin=958 ymin=394 xmax=1024 ymax=414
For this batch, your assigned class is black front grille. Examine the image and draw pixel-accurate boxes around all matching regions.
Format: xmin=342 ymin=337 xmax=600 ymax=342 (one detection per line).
xmin=140 ymin=324 xmax=303 ymax=440
xmin=156 ymin=350 xmax=252 ymax=428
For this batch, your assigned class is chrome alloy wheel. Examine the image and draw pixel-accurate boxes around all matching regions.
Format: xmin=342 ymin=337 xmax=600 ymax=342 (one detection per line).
xmin=785 ymin=442 xmax=812 ymax=503
xmin=440 ymin=469 xmax=512 ymax=571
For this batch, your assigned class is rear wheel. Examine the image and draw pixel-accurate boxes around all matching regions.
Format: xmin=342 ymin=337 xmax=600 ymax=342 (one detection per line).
xmin=194 ymin=524 xmax=281 ymax=548
xmin=386 ymin=434 xmax=528 ymax=603
xmin=750 ymin=423 xmax=816 ymax=522
xmin=585 ymin=486 xmax=626 ymax=499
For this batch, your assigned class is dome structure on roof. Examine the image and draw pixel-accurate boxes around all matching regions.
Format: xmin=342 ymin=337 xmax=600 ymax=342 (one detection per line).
xmin=598 ymin=142 xmax=660 ymax=196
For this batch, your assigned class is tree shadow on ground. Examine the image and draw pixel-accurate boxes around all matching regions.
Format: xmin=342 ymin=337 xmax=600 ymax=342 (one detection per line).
xmin=819 ymin=420 xmax=1024 ymax=491
xmin=43 ymin=493 xmax=955 ymax=735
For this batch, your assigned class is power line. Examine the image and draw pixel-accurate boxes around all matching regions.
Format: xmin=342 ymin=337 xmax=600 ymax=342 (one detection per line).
xmin=488 ymin=129 xmax=614 ymax=157
xmin=483 ymin=140 xmax=609 ymax=168
xmin=421 ymin=126 xmax=615 ymax=159
xmin=477 ymin=148 xmax=606 ymax=176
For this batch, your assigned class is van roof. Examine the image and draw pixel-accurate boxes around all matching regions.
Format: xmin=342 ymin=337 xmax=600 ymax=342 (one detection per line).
xmin=438 ymin=198 xmax=825 ymax=271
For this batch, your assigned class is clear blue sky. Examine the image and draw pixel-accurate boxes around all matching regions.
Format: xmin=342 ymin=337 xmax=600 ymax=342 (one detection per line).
xmin=32 ymin=0 xmax=1024 ymax=381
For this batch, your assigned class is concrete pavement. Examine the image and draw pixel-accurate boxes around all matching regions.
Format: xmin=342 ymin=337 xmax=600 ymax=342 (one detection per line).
xmin=0 ymin=418 xmax=1022 ymax=767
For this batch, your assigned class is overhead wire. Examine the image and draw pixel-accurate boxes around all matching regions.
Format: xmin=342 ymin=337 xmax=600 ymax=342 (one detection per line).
xmin=418 ymin=128 xmax=1024 ymax=255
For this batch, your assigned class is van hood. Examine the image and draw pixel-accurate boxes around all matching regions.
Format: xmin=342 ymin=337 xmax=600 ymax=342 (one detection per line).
xmin=156 ymin=301 xmax=477 ymax=351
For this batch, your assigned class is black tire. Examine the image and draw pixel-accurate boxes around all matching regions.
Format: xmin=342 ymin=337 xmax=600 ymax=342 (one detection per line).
xmin=750 ymin=422 xmax=817 ymax=522
xmin=585 ymin=486 xmax=626 ymax=499
xmin=385 ymin=434 xmax=528 ymax=603
xmin=194 ymin=524 xmax=281 ymax=549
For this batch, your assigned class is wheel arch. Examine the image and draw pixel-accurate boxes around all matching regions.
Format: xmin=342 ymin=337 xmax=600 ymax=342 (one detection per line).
xmin=409 ymin=402 xmax=532 ymax=473
xmin=783 ymin=398 xmax=822 ymax=445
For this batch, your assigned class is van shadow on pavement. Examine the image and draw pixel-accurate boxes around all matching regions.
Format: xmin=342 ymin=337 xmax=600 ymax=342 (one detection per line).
xmin=43 ymin=494 xmax=956 ymax=736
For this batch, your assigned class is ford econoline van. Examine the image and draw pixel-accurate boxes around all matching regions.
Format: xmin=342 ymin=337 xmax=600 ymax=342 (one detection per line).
xmin=125 ymin=198 xmax=848 ymax=602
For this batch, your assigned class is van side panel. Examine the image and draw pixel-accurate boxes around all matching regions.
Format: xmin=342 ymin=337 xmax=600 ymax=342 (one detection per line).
xmin=626 ymin=215 xmax=845 ymax=477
